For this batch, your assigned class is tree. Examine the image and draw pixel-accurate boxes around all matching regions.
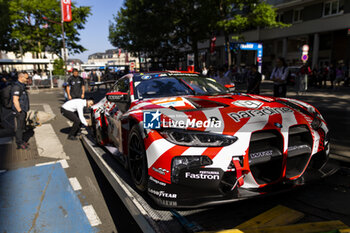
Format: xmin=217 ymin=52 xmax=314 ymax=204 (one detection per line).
xmin=2 ymin=0 xmax=91 ymax=57
xmin=217 ymin=0 xmax=288 ymax=66
xmin=0 ymin=0 xmax=11 ymax=51
xmin=53 ymin=58 xmax=65 ymax=75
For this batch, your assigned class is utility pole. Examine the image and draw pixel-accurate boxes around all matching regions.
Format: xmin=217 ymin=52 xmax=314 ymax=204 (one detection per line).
xmin=61 ymin=19 xmax=67 ymax=75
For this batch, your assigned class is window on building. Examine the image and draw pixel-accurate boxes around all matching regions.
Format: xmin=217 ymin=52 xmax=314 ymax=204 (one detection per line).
xmin=323 ymin=0 xmax=344 ymax=16
xmin=293 ymin=8 xmax=303 ymax=23
xmin=276 ymin=13 xmax=284 ymax=22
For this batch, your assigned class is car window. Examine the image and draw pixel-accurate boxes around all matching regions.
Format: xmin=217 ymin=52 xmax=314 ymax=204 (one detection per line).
xmin=112 ymin=78 xmax=129 ymax=93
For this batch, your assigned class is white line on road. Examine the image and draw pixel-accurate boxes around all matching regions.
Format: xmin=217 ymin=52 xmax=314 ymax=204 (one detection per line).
xmin=69 ymin=177 xmax=82 ymax=191
xmin=34 ymin=124 xmax=69 ymax=160
xmin=83 ymin=205 xmax=102 ymax=227
xmin=35 ymin=159 xmax=69 ymax=169
xmin=42 ymin=104 xmax=54 ymax=115
xmin=0 ymin=137 xmax=12 ymax=145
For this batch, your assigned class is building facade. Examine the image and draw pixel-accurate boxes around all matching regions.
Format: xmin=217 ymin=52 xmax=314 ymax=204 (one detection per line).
xmin=198 ymin=0 xmax=350 ymax=71
xmin=86 ymin=49 xmax=139 ymax=71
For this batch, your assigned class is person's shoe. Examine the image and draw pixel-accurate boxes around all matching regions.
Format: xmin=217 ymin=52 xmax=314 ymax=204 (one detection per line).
xmin=17 ymin=144 xmax=28 ymax=150
xmin=67 ymin=135 xmax=78 ymax=141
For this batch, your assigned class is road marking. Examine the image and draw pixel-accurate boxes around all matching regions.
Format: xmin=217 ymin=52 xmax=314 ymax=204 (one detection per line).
xmin=34 ymin=124 xmax=69 ymax=160
xmin=82 ymin=205 xmax=101 ymax=227
xmin=42 ymin=104 xmax=54 ymax=115
xmin=0 ymin=137 xmax=12 ymax=145
xmin=35 ymin=159 xmax=69 ymax=169
xmin=30 ymin=103 xmax=54 ymax=115
xmin=235 ymin=205 xmax=304 ymax=229
xmin=237 ymin=220 xmax=349 ymax=233
xmin=69 ymin=177 xmax=82 ymax=191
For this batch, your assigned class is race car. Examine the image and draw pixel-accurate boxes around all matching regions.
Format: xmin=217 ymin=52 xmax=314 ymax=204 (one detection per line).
xmin=90 ymin=71 xmax=333 ymax=208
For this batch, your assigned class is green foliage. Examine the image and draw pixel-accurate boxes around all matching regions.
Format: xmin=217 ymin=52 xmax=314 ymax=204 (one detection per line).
xmin=1 ymin=0 xmax=91 ymax=57
xmin=53 ymin=58 xmax=65 ymax=75
xmin=109 ymin=0 xmax=287 ymax=69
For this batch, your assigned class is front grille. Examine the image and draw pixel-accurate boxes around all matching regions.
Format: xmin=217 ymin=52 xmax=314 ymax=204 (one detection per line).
xmin=286 ymin=125 xmax=313 ymax=178
xmin=248 ymin=130 xmax=283 ymax=185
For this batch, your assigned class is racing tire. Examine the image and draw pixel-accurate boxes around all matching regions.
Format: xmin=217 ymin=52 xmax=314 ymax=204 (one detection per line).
xmin=128 ymin=125 xmax=148 ymax=192
xmin=90 ymin=110 xmax=97 ymax=137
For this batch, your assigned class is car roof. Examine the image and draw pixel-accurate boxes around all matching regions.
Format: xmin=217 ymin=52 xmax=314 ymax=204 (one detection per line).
xmin=132 ymin=71 xmax=200 ymax=82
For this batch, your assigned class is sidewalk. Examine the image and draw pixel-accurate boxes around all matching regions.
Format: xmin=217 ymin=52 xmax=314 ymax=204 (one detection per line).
xmin=0 ymin=103 xmax=98 ymax=232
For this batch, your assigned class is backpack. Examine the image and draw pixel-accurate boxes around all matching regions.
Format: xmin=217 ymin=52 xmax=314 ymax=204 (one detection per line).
xmin=0 ymin=84 xmax=13 ymax=109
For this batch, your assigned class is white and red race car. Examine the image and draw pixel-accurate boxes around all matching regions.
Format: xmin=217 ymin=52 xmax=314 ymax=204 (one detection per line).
xmin=91 ymin=71 xmax=332 ymax=208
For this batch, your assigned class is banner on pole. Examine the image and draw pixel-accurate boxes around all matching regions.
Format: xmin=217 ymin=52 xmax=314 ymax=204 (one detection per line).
xmin=61 ymin=0 xmax=72 ymax=22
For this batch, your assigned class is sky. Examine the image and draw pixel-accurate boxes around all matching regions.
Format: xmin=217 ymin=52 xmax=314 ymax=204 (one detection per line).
xmin=72 ymin=0 xmax=123 ymax=62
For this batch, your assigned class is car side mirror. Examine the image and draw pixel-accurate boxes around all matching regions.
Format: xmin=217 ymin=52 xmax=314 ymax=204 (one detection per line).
xmin=106 ymin=91 xmax=129 ymax=103
xmin=224 ymin=84 xmax=235 ymax=92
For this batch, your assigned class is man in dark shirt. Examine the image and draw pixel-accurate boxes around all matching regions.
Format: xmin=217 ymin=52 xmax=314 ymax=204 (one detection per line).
xmin=247 ymin=65 xmax=262 ymax=94
xmin=12 ymin=72 xmax=30 ymax=149
xmin=66 ymin=68 xmax=85 ymax=100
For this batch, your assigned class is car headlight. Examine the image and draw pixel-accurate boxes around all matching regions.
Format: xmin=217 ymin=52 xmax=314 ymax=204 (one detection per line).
xmin=158 ymin=129 xmax=238 ymax=147
xmin=171 ymin=156 xmax=213 ymax=183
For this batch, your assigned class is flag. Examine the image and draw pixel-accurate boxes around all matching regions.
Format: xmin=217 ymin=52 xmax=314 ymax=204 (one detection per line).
xmin=61 ymin=0 xmax=72 ymax=22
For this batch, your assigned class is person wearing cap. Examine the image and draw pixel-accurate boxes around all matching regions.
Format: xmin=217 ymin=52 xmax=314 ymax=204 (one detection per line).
xmin=61 ymin=98 xmax=94 ymax=140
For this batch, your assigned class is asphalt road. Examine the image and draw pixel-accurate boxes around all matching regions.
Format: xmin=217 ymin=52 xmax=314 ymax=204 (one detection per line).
xmin=14 ymin=89 xmax=141 ymax=233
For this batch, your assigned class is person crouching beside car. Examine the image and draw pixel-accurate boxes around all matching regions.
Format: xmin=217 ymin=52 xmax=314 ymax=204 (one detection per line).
xmin=61 ymin=98 xmax=94 ymax=140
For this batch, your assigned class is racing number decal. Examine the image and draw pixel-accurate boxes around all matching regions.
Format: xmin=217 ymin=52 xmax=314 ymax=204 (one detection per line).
xmin=233 ymin=100 xmax=263 ymax=109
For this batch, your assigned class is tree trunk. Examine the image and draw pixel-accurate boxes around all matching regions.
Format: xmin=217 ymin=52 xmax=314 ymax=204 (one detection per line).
xmin=138 ymin=51 xmax=142 ymax=72
xmin=193 ymin=39 xmax=199 ymax=72
xmin=225 ymin=32 xmax=232 ymax=67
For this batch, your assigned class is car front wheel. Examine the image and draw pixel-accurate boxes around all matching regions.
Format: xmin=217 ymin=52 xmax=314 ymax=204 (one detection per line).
xmin=128 ymin=125 xmax=148 ymax=192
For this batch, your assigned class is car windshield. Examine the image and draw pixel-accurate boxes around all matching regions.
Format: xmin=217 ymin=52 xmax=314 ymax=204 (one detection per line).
xmin=134 ymin=76 xmax=229 ymax=99
xmin=180 ymin=76 xmax=229 ymax=95
xmin=134 ymin=77 xmax=193 ymax=99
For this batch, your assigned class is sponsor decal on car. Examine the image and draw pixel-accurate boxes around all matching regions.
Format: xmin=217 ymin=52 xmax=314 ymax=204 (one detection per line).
xmin=143 ymin=110 xmax=161 ymax=129
xmin=152 ymin=167 xmax=169 ymax=175
xmin=229 ymin=107 xmax=293 ymax=122
xmin=143 ymin=110 xmax=222 ymax=129
xmin=250 ymin=150 xmax=273 ymax=159
xmin=162 ymin=118 xmax=221 ymax=129
xmin=184 ymin=170 xmax=220 ymax=180
xmin=148 ymin=188 xmax=177 ymax=198
xmin=141 ymin=75 xmax=152 ymax=80
xmin=149 ymin=176 xmax=167 ymax=186
xmin=232 ymin=100 xmax=263 ymax=109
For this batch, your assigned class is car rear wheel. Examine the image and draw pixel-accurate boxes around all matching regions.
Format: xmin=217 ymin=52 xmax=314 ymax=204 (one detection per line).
xmin=128 ymin=125 xmax=148 ymax=192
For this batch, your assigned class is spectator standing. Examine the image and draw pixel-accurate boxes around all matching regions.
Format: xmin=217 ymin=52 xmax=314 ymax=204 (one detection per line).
xmin=32 ymin=71 xmax=41 ymax=86
xmin=213 ymin=67 xmax=234 ymax=86
xmin=247 ymin=65 xmax=262 ymax=94
xmin=329 ymin=63 xmax=336 ymax=89
xmin=202 ymin=66 xmax=208 ymax=76
xmin=61 ymin=98 xmax=94 ymax=140
xmin=334 ymin=66 xmax=343 ymax=89
xmin=12 ymin=72 xmax=30 ymax=149
xmin=66 ymin=68 xmax=85 ymax=100
xmin=270 ymin=57 xmax=289 ymax=97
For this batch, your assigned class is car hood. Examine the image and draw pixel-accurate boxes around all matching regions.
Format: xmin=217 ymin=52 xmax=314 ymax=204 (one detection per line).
xmin=128 ymin=94 xmax=319 ymax=134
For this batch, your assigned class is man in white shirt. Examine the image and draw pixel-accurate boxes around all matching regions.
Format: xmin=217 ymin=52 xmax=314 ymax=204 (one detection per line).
xmin=270 ymin=57 xmax=289 ymax=97
xmin=61 ymin=98 xmax=94 ymax=140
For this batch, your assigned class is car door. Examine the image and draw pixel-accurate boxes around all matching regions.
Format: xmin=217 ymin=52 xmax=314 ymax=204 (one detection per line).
xmin=106 ymin=77 xmax=130 ymax=150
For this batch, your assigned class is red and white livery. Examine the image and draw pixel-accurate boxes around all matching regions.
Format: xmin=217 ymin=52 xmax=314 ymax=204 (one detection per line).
xmin=91 ymin=72 xmax=332 ymax=208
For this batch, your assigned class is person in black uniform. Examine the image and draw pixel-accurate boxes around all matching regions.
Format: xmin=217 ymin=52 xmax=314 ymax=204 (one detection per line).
xmin=247 ymin=65 xmax=262 ymax=94
xmin=66 ymin=68 xmax=85 ymax=100
xmin=12 ymin=72 xmax=30 ymax=149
